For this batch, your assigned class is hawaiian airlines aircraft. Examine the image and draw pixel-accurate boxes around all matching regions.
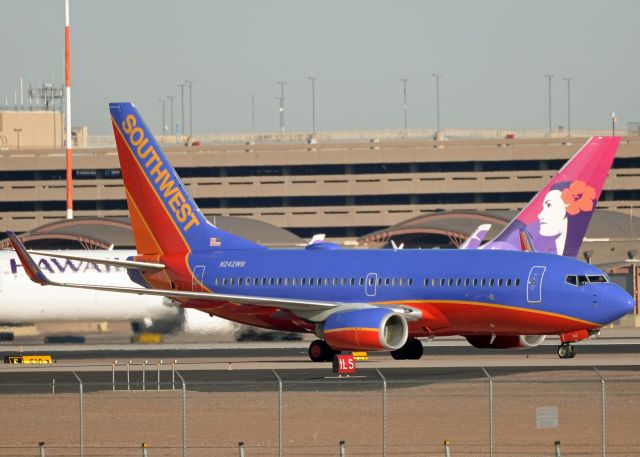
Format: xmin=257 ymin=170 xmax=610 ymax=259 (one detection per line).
xmin=6 ymin=103 xmax=634 ymax=361
xmin=0 ymin=249 xmax=233 ymax=335
xmin=479 ymin=136 xmax=619 ymax=257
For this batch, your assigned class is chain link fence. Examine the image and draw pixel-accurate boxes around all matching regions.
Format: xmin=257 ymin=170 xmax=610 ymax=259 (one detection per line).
xmin=0 ymin=365 xmax=639 ymax=456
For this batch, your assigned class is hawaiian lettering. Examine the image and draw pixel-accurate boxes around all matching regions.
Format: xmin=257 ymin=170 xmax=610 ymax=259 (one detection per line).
xmin=121 ymin=113 xmax=200 ymax=233
xmin=9 ymin=258 xmax=121 ymax=275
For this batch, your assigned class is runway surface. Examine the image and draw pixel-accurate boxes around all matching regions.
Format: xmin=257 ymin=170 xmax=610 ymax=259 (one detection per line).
xmin=1 ymin=331 xmax=639 ymax=374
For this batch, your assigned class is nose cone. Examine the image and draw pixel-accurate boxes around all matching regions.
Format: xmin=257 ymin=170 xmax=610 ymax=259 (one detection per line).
xmin=605 ymin=285 xmax=636 ymax=323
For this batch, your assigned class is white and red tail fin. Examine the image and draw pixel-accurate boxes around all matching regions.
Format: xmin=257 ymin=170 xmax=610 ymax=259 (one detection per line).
xmin=484 ymin=137 xmax=620 ymax=257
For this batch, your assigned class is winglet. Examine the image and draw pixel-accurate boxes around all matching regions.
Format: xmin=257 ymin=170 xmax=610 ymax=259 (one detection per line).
xmin=5 ymin=232 xmax=51 ymax=285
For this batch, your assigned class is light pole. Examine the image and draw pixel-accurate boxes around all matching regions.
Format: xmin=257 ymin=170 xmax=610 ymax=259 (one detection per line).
xmin=167 ymin=95 xmax=176 ymax=142
xmin=400 ymin=78 xmax=409 ymax=131
xmin=275 ymin=96 xmax=282 ymax=135
xmin=563 ymin=77 xmax=572 ymax=137
xmin=185 ymin=80 xmax=194 ymax=140
xmin=545 ymin=74 xmax=553 ymax=133
xmin=13 ymin=128 xmax=22 ymax=149
xmin=158 ymin=99 xmax=166 ymax=136
xmin=178 ymin=83 xmax=185 ymax=141
xmin=611 ymin=112 xmax=617 ymax=136
xmin=432 ymin=73 xmax=442 ymax=132
xmin=308 ymin=76 xmax=318 ymax=134
xmin=277 ymin=81 xmax=286 ymax=135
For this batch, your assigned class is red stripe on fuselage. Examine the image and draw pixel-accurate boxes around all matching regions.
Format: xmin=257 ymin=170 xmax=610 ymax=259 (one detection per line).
xmin=185 ymin=298 xmax=598 ymax=338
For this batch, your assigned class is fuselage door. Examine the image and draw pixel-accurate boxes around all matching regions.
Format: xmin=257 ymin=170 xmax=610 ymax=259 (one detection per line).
xmin=192 ymin=265 xmax=206 ymax=292
xmin=527 ymin=266 xmax=546 ymax=304
xmin=365 ymin=272 xmax=378 ymax=297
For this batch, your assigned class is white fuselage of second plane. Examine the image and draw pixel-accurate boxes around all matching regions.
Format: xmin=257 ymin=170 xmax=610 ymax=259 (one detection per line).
xmin=0 ymin=249 xmax=231 ymax=333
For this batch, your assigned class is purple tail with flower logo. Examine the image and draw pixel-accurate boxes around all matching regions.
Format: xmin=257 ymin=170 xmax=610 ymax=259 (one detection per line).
xmin=484 ymin=136 xmax=620 ymax=258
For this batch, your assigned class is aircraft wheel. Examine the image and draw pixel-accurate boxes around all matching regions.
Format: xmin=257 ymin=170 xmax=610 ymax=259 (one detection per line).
xmin=569 ymin=345 xmax=576 ymax=358
xmin=391 ymin=338 xmax=423 ymax=360
xmin=558 ymin=344 xmax=571 ymax=359
xmin=406 ymin=338 xmax=424 ymax=360
xmin=308 ymin=339 xmax=333 ymax=362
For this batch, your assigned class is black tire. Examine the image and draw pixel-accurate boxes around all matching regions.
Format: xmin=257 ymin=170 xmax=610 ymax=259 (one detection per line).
xmin=309 ymin=340 xmax=331 ymax=362
xmin=407 ymin=338 xmax=424 ymax=360
xmin=569 ymin=345 xmax=576 ymax=358
xmin=391 ymin=348 xmax=405 ymax=360
xmin=558 ymin=344 xmax=570 ymax=359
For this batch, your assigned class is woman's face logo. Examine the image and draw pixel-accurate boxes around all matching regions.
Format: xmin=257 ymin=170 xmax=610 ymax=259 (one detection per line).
xmin=538 ymin=189 xmax=567 ymax=236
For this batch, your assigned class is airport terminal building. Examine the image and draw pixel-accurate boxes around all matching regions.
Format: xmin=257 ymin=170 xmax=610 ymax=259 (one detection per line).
xmin=0 ymin=133 xmax=639 ymax=321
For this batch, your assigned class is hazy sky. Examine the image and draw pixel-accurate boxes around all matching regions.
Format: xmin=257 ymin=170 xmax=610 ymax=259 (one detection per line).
xmin=1 ymin=1 xmax=638 ymax=135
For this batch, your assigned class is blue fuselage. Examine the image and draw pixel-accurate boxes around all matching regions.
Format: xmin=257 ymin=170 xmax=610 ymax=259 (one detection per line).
xmin=182 ymin=247 xmax=633 ymax=336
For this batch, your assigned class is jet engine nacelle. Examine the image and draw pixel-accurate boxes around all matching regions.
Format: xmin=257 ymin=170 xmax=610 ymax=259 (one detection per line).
xmin=465 ymin=334 xmax=546 ymax=349
xmin=317 ymin=308 xmax=408 ymax=351
xmin=132 ymin=304 xmax=235 ymax=336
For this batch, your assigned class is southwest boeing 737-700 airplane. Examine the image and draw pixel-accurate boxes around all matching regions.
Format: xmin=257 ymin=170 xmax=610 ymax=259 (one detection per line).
xmin=7 ymin=103 xmax=634 ymax=361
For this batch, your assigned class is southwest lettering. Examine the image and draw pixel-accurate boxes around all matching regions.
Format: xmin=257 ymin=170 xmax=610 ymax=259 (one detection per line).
xmin=145 ymin=149 xmax=161 ymax=168
xmin=184 ymin=213 xmax=200 ymax=231
xmin=177 ymin=203 xmax=191 ymax=223
xmin=161 ymin=179 xmax=180 ymax=200
xmin=130 ymin=127 xmax=144 ymax=145
xmin=122 ymin=113 xmax=201 ymax=233
xmin=148 ymin=160 xmax=163 ymax=178
xmin=122 ymin=114 xmax=136 ymax=134
xmin=168 ymin=192 xmax=185 ymax=213
xmin=136 ymin=139 xmax=153 ymax=159
xmin=154 ymin=168 xmax=169 ymax=184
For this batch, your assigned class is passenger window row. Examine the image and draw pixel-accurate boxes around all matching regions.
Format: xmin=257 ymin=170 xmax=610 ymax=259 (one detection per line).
xmin=212 ymin=276 xmax=520 ymax=288
xmin=423 ymin=277 xmax=521 ymax=287
xmin=214 ymin=277 xmax=415 ymax=287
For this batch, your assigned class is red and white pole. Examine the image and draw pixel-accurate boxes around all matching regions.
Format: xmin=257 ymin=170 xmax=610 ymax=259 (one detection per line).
xmin=65 ymin=0 xmax=73 ymax=219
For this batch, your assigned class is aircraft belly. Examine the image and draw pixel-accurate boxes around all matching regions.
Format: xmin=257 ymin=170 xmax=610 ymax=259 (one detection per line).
xmin=412 ymin=300 xmax=597 ymax=336
xmin=184 ymin=300 xmax=314 ymax=333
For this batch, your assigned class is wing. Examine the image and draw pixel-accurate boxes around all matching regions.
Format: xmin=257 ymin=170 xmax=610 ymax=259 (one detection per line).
xmin=6 ymin=232 xmax=420 ymax=322
xmin=25 ymin=249 xmax=164 ymax=271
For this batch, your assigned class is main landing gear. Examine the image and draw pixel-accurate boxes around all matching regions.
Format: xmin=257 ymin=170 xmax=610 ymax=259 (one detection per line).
xmin=557 ymin=343 xmax=576 ymax=359
xmin=391 ymin=338 xmax=424 ymax=360
xmin=308 ymin=339 xmax=340 ymax=362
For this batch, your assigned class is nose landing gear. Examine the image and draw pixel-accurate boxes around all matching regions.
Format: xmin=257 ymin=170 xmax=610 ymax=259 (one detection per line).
xmin=557 ymin=343 xmax=576 ymax=359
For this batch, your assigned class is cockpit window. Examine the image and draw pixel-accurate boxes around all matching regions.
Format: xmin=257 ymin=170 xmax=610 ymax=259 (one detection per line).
xmin=567 ymin=274 xmax=609 ymax=286
xmin=588 ymin=275 xmax=609 ymax=283
xmin=565 ymin=275 xmax=577 ymax=286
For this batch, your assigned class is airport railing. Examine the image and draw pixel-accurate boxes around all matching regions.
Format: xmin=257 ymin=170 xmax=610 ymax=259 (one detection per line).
xmin=0 ymin=365 xmax=638 ymax=456
xmin=84 ymin=127 xmax=623 ymax=148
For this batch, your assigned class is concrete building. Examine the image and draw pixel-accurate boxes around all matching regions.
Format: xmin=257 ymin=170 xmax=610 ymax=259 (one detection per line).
xmin=1 ymin=136 xmax=639 ymax=236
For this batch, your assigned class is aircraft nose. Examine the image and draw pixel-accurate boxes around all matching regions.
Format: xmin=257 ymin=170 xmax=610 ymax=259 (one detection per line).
xmin=609 ymin=287 xmax=636 ymax=321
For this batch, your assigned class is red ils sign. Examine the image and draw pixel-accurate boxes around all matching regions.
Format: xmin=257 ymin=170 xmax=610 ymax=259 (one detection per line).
xmin=333 ymin=354 xmax=356 ymax=374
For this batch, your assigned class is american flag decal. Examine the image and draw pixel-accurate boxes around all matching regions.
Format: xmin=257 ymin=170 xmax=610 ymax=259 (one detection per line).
xmin=210 ymin=237 xmax=222 ymax=247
